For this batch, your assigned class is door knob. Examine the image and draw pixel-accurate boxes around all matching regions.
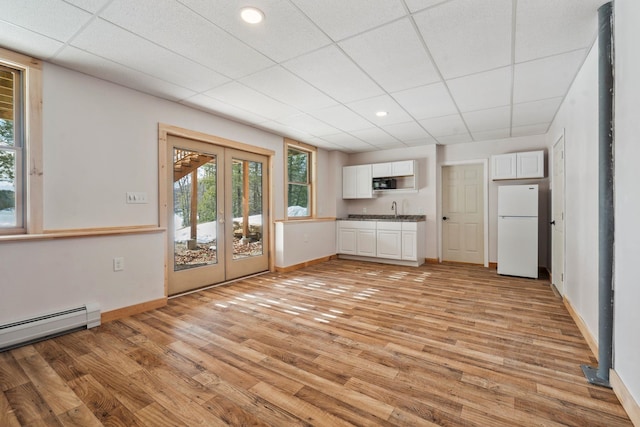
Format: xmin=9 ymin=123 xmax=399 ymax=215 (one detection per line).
xmin=442 ymin=216 xmax=449 ymax=221
xmin=550 ymin=220 xmax=556 ymax=225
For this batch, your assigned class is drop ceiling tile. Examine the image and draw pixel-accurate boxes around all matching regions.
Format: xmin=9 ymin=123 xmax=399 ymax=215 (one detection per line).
xmin=346 ymin=95 xmax=413 ymax=125
xmin=100 ymin=0 xmax=274 ymax=78
xmin=436 ymin=133 xmax=473 ymax=145
xmin=511 ymin=123 xmax=549 ymax=137
xmin=462 ymin=106 xmax=511 ymax=132
xmin=64 ymin=0 xmax=111 ymax=13
xmin=349 ymin=127 xmax=399 ymax=146
xmin=380 ymin=121 xmax=431 ymax=142
xmin=181 ymin=94 xmax=270 ymax=124
xmin=447 ymin=67 xmax=512 ymax=113
xmin=71 ymin=19 xmax=230 ymax=92
xmin=512 ymin=97 xmax=563 ymax=127
xmin=414 ymin=0 xmax=513 ymax=79
xmin=471 ymin=128 xmax=511 ymax=141
xmin=204 ymin=82 xmax=300 ymax=121
xmin=1 ymin=0 xmax=92 ymax=41
xmin=309 ymin=105 xmax=374 ymax=132
xmin=0 ymin=22 xmax=64 ymax=60
xmin=418 ymin=114 xmax=467 ymax=137
xmin=515 ymin=0 xmax=603 ymax=62
xmin=257 ymin=121 xmax=314 ymax=141
xmin=54 ymin=47 xmax=196 ymax=101
xmin=513 ymin=49 xmax=587 ymax=103
xmin=275 ymin=113 xmax=341 ymax=137
xmin=320 ymin=133 xmax=377 ymax=152
xmin=240 ymin=66 xmax=337 ymax=111
xmin=283 ymin=45 xmax=384 ymax=103
xmin=405 ymin=0 xmax=451 ymax=13
xmin=305 ymin=137 xmax=344 ymax=151
xmin=178 ymin=0 xmax=331 ymax=62
xmin=392 ymin=82 xmax=458 ymax=120
xmin=290 ymin=0 xmax=406 ymax=41
xmin=339 ymin=18 xmax=440 ymax=93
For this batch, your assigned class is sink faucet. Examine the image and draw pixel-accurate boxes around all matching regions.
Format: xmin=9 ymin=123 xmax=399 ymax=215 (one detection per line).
xmin=391 ymin=201 xmax=398 ymax=218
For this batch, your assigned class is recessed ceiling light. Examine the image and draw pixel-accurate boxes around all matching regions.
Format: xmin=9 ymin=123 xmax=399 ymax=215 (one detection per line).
xmin=240 ymin=7 xmax=264 ymax=24
xmin=376 ymin=111 xmax=388 ymax=117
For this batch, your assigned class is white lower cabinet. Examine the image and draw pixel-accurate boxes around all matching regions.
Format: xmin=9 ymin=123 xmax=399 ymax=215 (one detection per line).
xmin=337 ymin=220 xmax=425 ymax=265
xmin=337 ymin=221 xmax=376 ymax=256
xmin=376 ymin=222 xmax=402 ymax=259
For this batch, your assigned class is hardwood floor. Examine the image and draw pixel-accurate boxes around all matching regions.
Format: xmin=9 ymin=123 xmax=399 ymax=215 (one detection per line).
xmin=0 ymin=260 xmax=632 ymax=426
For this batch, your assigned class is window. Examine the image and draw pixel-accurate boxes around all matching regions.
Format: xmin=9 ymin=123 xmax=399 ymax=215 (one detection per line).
xmin=0 ymin=48 xmax=42 ymax=235
xmin=0 ymin=65 xmax=22 ymax=230
xmin=285 ymin=139 xmax=316 ymax=219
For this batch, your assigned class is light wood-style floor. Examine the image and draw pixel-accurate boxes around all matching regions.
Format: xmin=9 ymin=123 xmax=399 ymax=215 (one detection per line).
xmin=0 ymin=260 xmax=632 ymax=426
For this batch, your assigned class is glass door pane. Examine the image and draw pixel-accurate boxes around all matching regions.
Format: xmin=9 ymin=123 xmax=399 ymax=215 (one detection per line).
xmin=231 ymin=158 xmax=263 ymax=260
xmin=225 ymin=149 xmax=269 ymax=281
xmin=173 ymin=148 xmax=218 ymax=271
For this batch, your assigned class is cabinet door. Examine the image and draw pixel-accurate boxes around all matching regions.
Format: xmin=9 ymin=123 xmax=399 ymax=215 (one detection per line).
xmin=342 ymin=166 xmax=357 ymax=199
xmin=492 ymin=153 xmax=517 ymax=180
xmin=372 ymin=162 xmax=392 ymax=178
xmin=337 ymin=227 xmax=357 ymax=255
xmin=355 ymin=164 xmax=373 ymax=198
xmin=517 ymin=151 xmax=544 ymax=178
xmin=392 ymin=160 xmax=414 ymax=176
xmin=377 ymin=230 xmax=402 ymax=259
xmin=401 ymin=231 xmax=417 ymax=260
xmin=357 ymin=229 xmax=377 ymax=256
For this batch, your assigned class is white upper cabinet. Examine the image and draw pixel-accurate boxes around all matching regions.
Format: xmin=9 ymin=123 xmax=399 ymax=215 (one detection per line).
xmin=343 ymin=164 xmax=373 ymax=199
xmin=372 ymin=160 xmax=415 ymax=178
xmin=492 ymin=151 xmax=544 ymax=180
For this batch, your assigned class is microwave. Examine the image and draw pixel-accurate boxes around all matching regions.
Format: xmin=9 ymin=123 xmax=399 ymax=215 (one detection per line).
xmin=373 ymin=178 xmax=397 ymax=189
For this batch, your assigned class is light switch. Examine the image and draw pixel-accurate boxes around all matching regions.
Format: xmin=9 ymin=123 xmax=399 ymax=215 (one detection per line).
xmin=126 ymin=192 xmax=147 ymax=204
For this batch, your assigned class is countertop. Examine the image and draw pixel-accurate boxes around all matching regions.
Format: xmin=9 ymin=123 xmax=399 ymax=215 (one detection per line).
xmin=338 ymin=214 xmax=426 ymax=222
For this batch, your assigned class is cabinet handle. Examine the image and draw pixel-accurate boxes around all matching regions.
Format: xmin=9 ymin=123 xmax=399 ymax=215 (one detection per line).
xmin=442 ymin=216 xmax=449 ymax=221
xmin=550 ymin=220 xmax=556 ymax=225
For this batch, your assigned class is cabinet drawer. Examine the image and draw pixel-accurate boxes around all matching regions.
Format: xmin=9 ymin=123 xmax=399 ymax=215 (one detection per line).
xmin=376 ymin=221 xmax=402 ymax=231
xmin=338 ymin=220 xmax=376 ymax=230
xmin=401 ymin=222 xmax=418 ymax=231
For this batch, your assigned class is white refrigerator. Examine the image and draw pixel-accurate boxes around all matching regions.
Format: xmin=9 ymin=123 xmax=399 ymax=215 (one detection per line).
xmin=497 ymin=184 xmax=539 ymax=278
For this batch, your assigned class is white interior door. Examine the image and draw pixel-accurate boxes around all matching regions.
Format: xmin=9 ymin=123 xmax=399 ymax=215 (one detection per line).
xmin=552 ymin=136 xmax=565 ymax=294
xmin=442 ymin=164 xmax=485 ymax=264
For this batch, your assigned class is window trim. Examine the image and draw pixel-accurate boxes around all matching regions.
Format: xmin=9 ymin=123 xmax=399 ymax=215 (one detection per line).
xmin=284 ymin=138 xmax=316 ymax=220
xmin=0 ymin=47 xmax=43 ymax=235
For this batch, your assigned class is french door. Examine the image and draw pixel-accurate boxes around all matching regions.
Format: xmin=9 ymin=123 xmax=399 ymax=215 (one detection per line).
xmin=167 ymin=134 xmax=269 ymax=295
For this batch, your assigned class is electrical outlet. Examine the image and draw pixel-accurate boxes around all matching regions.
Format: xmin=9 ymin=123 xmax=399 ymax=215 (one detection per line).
xmin=126 ymin=192 xmax=148 ymax=204
xmin=362 ymin=207 xmax=367 ymax=213
xmin=113 ymin=257 xmax=124 ymax=272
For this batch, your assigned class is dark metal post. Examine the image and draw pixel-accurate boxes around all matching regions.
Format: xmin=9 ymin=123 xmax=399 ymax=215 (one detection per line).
xmin=582 ymin=1 xmax=614 ymax=388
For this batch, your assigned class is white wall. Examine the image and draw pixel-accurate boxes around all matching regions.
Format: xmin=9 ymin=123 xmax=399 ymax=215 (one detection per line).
xmin=547 ymin=43 xmax=599 ymax=338
xmin=0 ymin=63 xmax=333 ymax=322
xmin=275 ymin=220 xmax=336 ymax=267
xmin=613 ymin=0 xmax=640 ymax=408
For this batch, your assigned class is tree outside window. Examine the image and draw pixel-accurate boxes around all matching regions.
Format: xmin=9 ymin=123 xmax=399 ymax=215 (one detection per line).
xmin=0 ymin=67 xmax=18 ymax=228
xmin=286 ymin=140 xmax=316 ymax=219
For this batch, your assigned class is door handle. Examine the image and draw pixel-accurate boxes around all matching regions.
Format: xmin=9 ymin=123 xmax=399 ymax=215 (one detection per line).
xmin=550 ymin=220 xmax=556 ymax=225
xmin=442 ymin=216 xmax=449 ymax=221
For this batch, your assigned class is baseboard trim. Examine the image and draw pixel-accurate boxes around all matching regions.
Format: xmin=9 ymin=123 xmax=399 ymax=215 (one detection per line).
xmin=563 ymin=297 xmax=599 ymax=361
xmin=610 ymin=369 xmax=640 ymax=426
xmin=101 ymin=297 xmax=168 ymax=323
xmin=275 ymin=255 xmax=337 ymax=273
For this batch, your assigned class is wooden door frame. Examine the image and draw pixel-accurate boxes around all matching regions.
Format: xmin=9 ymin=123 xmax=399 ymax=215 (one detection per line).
xmin=438 ymin=159 xmax=489 ymax=267
xmin=158 ymin=123 xmax=275 ymax=297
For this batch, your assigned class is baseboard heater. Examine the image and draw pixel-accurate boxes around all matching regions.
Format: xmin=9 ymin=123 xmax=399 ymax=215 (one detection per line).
xmin=0 ymin=303 xmax=101 ymax=352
